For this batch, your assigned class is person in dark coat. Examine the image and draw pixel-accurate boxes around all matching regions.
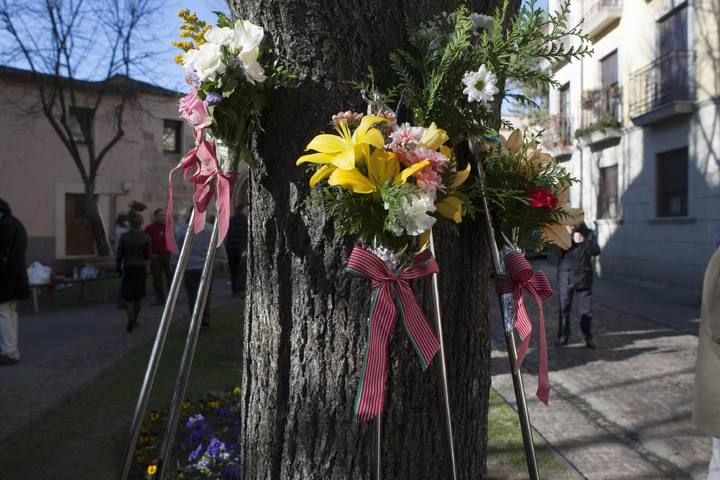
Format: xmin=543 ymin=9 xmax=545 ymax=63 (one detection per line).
xmin=117 ymin=211 xmax=151 ymax=333
xmin=557 ymin=221 xmax=601 ymax=348
xmin=225 ymin=204 xmax=248 ymax=296
xmin=0 ymin=198 xmax=29 ymax=365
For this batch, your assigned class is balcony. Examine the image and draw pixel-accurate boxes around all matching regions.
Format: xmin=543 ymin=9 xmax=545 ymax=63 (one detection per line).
xmin=575 ymin=87 xmax=623 ymax=150
xmin=629 ymin=50 xmax=695 ymax=126
xmin=583 ymin=0 xmax=623 ymax=39
xmin=539 ymin=114 xmax=574 ymax=161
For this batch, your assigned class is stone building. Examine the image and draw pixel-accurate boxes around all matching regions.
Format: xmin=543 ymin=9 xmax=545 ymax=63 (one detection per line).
xmin=542 ymin=0 xmax=720 ymax=297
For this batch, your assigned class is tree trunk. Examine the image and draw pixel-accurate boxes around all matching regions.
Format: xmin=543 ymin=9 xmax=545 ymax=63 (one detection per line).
xmin=228 ymin=1 xmax=498 ymax=478
xmin=82 ymin=185 xmax=110 ymax=256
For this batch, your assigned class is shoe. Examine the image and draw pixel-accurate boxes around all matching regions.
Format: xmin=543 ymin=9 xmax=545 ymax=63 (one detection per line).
xmin=555 ymin=335 xmax=569 ymax=346
xmin=585 ymin=338 xmax=597 ymax=349
xmin=0 ymin=354 xmax=19 ymax=366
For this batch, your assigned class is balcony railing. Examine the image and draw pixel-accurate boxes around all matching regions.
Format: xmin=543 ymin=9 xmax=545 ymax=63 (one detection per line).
xmin=577 ymin=87 xmax=622 ymax=137
xmin=539 ymin=114 xmax=574 ymax=158
xmin=629 ymin=50 xmax=695 ymax=119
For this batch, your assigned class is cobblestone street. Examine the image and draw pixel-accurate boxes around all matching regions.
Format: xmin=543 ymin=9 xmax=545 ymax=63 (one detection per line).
xmin=491 ymin=256 xmax=710 ymax=479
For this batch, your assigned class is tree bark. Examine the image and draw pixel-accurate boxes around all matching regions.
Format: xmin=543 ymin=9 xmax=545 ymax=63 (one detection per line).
xmin=82 ymin=185 xmax=110 ymax=256
xmin=228 ymin=1 xmax=499 ymax=478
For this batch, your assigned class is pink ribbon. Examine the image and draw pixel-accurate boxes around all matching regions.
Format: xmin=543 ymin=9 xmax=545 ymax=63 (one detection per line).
xmin=165 ymin=133 xmax=238 ymax=252
xmin=495 ymin=252 xmax=553 ymax=404
xmin=346 ymin=246 xmax=440 ymax=422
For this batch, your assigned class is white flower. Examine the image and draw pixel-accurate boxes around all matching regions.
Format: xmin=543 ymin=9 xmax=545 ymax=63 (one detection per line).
xmin=470 ymin=13 xmax=493 ymax=33
xmin=204 ymin=26 xmax=234 ymax=46
xmin=189 ymin=42 xmax=226 ymax=82
xmin=232 ymin=19 xmax=264 ymax=55
xmin=231 ymin=20 xmax=266 ymax=83
xmin=398 ymin=192 xmax=437 ymax=236
xmin=462 ymin=65 xmax=499 ymax=105
xmin=239 ymin=53 xmax=266 ymax=84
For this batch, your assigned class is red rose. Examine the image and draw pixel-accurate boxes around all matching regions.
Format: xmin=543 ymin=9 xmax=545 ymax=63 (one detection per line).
xmin=529 ymin=187 xmax=558 ymax=209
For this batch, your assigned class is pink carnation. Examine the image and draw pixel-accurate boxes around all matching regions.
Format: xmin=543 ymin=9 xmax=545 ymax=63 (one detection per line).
xmin=402 ymin=147 xmax=449 ymax=193
xmin=388 ymin=123 xmax=425 ymax=150
xmin=331 ymin=111 xmax=364 ymax=128
xmin=178 ymin=90 xmax=211 ymax=130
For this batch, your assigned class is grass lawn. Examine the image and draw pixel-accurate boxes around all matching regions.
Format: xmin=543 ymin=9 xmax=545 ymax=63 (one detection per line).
xmin=0 ymin=297 xmax=571 ymax=479
xmin=486 ymin=389 xmax=574 ymax=479
xmin=0 ymin=302 xmax=243 ymax=480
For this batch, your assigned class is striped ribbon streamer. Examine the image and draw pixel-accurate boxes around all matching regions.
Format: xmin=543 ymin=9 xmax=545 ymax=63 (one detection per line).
xmin=495 ymin=252 xmax=553 ymax=404
xmin=165 ymin=136 xmax=238 ymax=253
xmin=346 ymin=246 xmax=441 ymax=422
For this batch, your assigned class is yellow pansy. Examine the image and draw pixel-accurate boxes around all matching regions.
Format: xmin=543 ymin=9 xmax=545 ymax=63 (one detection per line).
xmin=296 ymin=115 xmax=386 ymax=174
xmin=147 ymin=464 xmax=157 ymax=475
xmin=328 ymin=149 xmax=430 ymax=194
xmin=418 ymin=122 xmax=450 ymax=150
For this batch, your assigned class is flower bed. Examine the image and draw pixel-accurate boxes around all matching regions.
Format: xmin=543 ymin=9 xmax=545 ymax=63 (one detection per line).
xmin=134 ymin=387 xmax=242 ymax=479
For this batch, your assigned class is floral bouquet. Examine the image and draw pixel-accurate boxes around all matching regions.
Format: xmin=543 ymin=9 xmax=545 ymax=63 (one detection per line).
xmin=298 ymin=113 xmax=471 ymax=249
xmin=166 ymin=10 xmax=291 ymax=251
xmin=173 ymin=9 xmax=291 ymax=168
xmin=480 ymin=129 xmax=583 ymax=251
xmin=297 ymin=112 xmax=471 ymax=422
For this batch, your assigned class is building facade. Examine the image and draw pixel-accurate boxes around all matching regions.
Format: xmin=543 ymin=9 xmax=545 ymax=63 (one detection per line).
xmin=542 ymin=0 xmax=720 ymax=297
xmin=0 ymin=67 xmax=248 ymax=263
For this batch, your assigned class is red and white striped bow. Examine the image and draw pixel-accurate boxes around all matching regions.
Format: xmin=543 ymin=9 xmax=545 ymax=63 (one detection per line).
xmin=495 ymin=252 xmax=553 ymax=404
xmin=346 ymin=246 xmax=440 ymax=422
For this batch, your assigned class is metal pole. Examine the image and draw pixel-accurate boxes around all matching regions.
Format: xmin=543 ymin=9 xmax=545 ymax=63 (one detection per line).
xmin=427 ymin=231 xmax=458 ymax=480
xmin=473 ymin=144 xmax=540 ymax=480
xmin=156 ymin=217 xmax=220 ymax=480
xmin=373 ymin=413 xmax=382 ymax=480
xmin=120 ymin=209 xmax=197 ymax=480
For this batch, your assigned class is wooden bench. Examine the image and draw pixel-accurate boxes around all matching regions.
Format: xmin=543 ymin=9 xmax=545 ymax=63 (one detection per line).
xmin=29 ymin=257 xmax=119 ymax=313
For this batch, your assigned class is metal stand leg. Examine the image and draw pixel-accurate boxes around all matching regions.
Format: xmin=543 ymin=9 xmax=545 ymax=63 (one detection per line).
xmin=156 ymin=218 xmax=219 ymax=480
xmin=472 ymin=151 xmax=540 ymax=480
xmin=428 ymin=231 xmax=458 ymax=480
xmin=120 ymin=210 xmax=197 ymax=480
xmin=373 ymin=413 xmax=382 ymax=480
xmin=505 ymin=330 xmax=539 ymax=479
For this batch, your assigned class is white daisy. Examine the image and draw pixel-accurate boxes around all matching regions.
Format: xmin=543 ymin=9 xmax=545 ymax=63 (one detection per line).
xmin=462 ymin=65 xmax=499 ymax=105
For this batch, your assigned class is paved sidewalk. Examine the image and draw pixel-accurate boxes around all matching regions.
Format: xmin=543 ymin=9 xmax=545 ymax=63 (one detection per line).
xmin=491 ymin=257 xmax=709 ymax=479
xmin=0 ymin=279 xmax=240 ymax=442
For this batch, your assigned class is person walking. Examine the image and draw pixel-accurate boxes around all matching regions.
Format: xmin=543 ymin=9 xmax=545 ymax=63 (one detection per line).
xmin=145 ymin=208 xmax=172 ymax=305
xmin=556 ymin=221 xmax=601 ymax=348
xmin=693 ymin=247 xmax=720 ymax=480
xmin=225 ymin=204 xmax=248 ymax=296
xmin=117 ymin=211 xmax=151 ymax=333
xmin=0 ymin=198 xmax=29 ymax=366
xmin=175 ymin=214 xmax=214 ymax=326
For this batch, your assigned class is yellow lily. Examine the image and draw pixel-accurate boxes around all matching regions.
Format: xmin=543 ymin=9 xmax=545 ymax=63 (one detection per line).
xmin=328 ymin=149 xmax=430 ymax=194
xmin=297 ymin=115 xmax=386 ymax=173
xmin=541 ymin=188 xmax=584 ymax=249
xmin=418 ymin=122 xmax=450 ymax=150
xmin=450 ymin=163 xmax=471 ymax=188
xmin=436 ymin=196 xmax=465 ymax=223
xmin=499 ymin=129 xmax=523 ymax=154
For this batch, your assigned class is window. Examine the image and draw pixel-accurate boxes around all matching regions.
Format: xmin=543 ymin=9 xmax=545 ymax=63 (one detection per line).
xmin=65 ymin=193 xmax=96 ymax=255
xmin=597 ymin=165 xmax=618 ymax=219
xmin=600 ymin=50 xmax=618 ymax=89
xmin=68 ymin=106 xmax=94 ymax=143
xmin=658 ymin=5 xmax=690 ymax=105
xmin=559 ymin=83 xmax=571 ymax=144
xmin=656 ymin=147 xmax=688 ymax=217
xmin=162 ymin=119 xmax=182 ymax=153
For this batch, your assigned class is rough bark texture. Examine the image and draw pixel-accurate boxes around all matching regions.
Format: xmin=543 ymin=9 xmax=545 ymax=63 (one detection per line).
xmin=228 ymin=1 xmax=498 ymax=478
